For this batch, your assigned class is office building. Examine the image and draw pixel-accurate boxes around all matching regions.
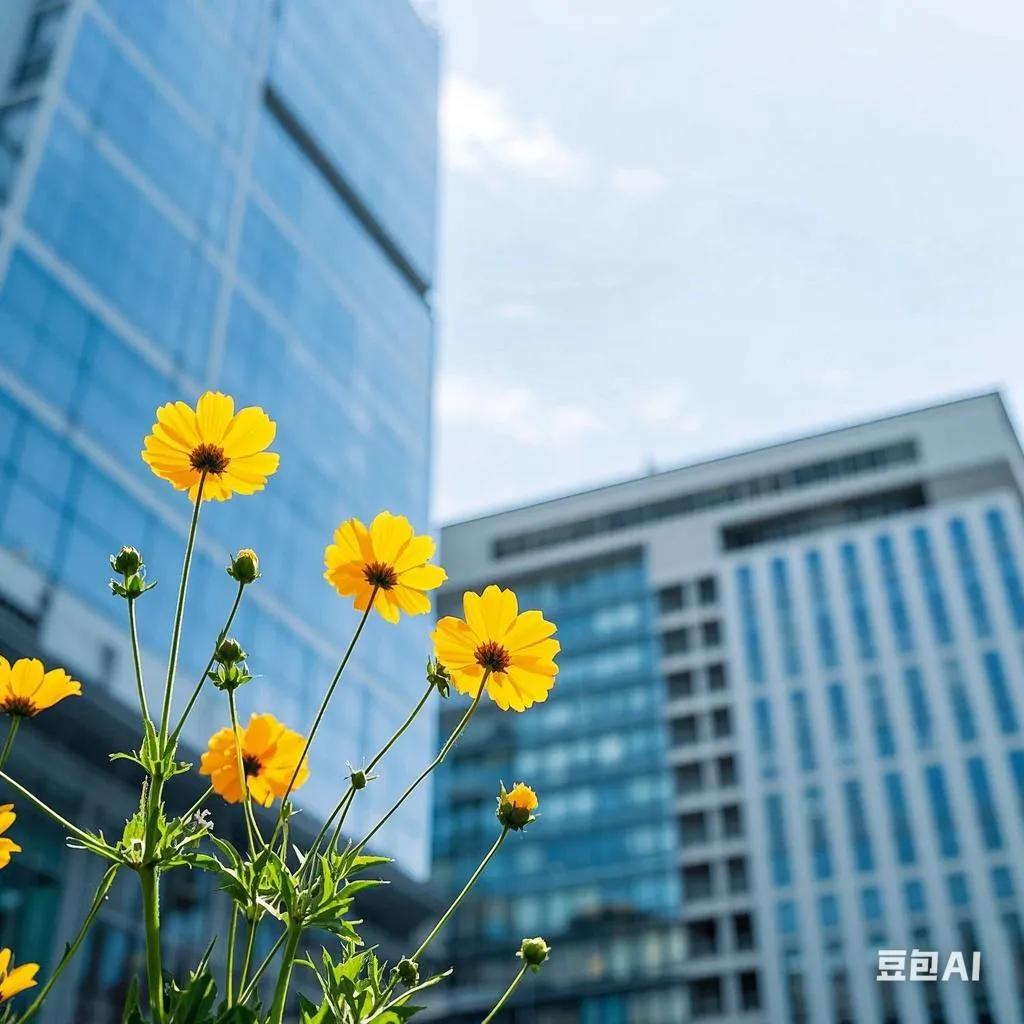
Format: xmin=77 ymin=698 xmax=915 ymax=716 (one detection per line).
xmin=0 ymin=0 xmax=439 ymax=1018
xmin=431 ymin=392 xmax=1024 ymax=1024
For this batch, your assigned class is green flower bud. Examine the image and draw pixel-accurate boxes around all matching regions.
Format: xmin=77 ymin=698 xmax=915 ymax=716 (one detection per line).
xmin=227 ymin=548 xmax=260 ymax=585
xmin=518 ymin=936 xmax=550 ymax=971
xmin=215 ymin=637 xmax=246 ymax=665
xmin=111 ymin=546 xmax=142 ymax=575
xmin=394 ymin=957 xmax=419 ymax=986
xmin=351 ymin=768 xmax=368 ymax=790
xmin=426 ymin=657 xmax=451 ymax=698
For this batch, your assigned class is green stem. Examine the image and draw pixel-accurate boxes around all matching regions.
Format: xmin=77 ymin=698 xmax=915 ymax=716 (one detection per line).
xmin=267 ymin=592 xmax=378 ymax=854
xmin=238 ymin=917 xmax=258 ymax=997
xmin=0 ymin=718 xmax=20 ymax=771
xmin=267 ymin=926 xmax=301 ymax=1024
xmin=140 ymin=866 xmax=165 ymax=1024
xmin=225 ymin=909 xmax=238 ymax=1007
xmin=481 ymin=963 xmax=529 ymax=1024
xmin=412 ymin=826 xmax=507 ymax=962
xmin=13 ymin=864 xmax=120 ymax=1024
xmin=355 ymin=677 xmax=488 ymax=856
xmin=0 ymin=770 xmax=89 ymax=842
xmin=168 ymin=581 xmax=245 ymax=747
xmin=238 ymin=929 xmax=286 ymax=1004
xmin=158 ymin=475 xmax=206 ymax=747
xmin=227 ymin=689 xmax=259 ymax=852
xmin=127 ymin=597 xmax=152 ymax=727
xmin=181 ymin=786 xmax=212 ymax=823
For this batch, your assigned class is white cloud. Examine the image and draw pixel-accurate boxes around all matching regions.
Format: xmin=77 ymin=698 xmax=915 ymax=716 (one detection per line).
xmin=609 ymin=166 xmax=669 ymax=199
xmin=441 ymin=74 xmax=590 ymax=185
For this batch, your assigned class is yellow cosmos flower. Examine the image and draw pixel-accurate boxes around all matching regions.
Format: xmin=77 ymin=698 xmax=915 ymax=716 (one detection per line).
xmin=498 ymin=782 xmax=539 ymax=830
xmin=141 ymin=391 xmax=279 ymax=502
xmin=324 ymin=511 xmax=447 ymax=623
xmin=0 ymin=949 xmax=37 ymax=1002
xmin=0 ymin=658 xmax=81 ymax=717
xmin=199 ymin=713 xmax=309 ymax=807
xmin=431 ymin=586 xmax=559 ymax=712
xmin=0 ymin=806 xmax=20 ymax=869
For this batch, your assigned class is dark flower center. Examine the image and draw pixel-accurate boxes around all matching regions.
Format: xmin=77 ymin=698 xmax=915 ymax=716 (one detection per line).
xmin=0 ymin=696 xmax=37 ymax=718
xmin=475 ymin=641 xmax=511 ymax=673
xmin=189 ymin=443 xmax=230 ymax=475
xmin=363 ymin=561 xmax=399 ymax=590
xmin=242 ymin=754 xmax=262 ymax=778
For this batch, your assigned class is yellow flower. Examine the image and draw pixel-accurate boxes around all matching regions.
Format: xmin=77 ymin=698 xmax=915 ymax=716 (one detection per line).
xmin=141 ymin=392 xmax=279 ymax=502
xmin=0 ymin=949 xmax=37 ymax=1002
xmin=0 ymin=658 xmax=81 ymax=717
xmin=497 ymin=782 xmax=539 ymax=830
xmin=323 ymin=512 xmax=447 ymax=623
xmin=0 ymin=806 xmax=20 ymax=869
xmin=507 ymin=782 xmax=538 ymax=813
xmin=432 ymin=586 xmax=559 ymax=712
xmin=199 ymin=713 xmax=309 ymax=807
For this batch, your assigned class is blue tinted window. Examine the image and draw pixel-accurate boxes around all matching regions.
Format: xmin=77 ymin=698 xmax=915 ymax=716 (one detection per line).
xmin=736 ymin=566 xmax=765 ymax=684
xmin=818 ymin=894 xmax=840 ymax=929
xmin=876 ymin=534 xmax=914 ymax=652
xmin=985 ymin=507 xmax=1024 ymax=628
xmin=861 ymin=887 xmax=883 ymax=922
xmin=903 ymin=666 xmax=933 ymax=750
xmin=949 ymin=518 xmax=992 ymax=638
xmin=843 ymin=780 xmax=874 ymax=873
xmin=947 ymin=873 xmax=970 ymax=907
xmin=884 ymin=773 xmax=916 ymax=865
xmin=770 ymin=557 xmax=802 ymax=678
xmin=826 ymin=683 xmax=855 ymax=762
xmin=777 ymin=900 xmax=798 ymax=935
xmin=903 ymin=880 xmax=926 ymax=914
xmin=766 ymin=794 xmax=791 ymax=886
xmin=966 ymin=757 xmax=1002 ymax=851
xmin=982 ymin=651 xmax=1018 ymax=734
xmin=790 ymin=691 xmax=816 ymax=772
xmin=805 ymin=549 xmax=839 ymax=668
xmin=992 ymin=867 xmax=1015 ymax=900
xmin=942 ymin=658 xmax=977 ymax=742
xmin=912 ymin=526 xmax=953 ymax=643
xmin=865 ymin=674 xmax=896 ymax=757
xmin=753 ymin=698 xmax=777 ymax=778
xmin=840 ymin=542 xmax=876 ymax=660
xmin=1011 ymin=751 xmax=1024 ymax=818
xmin=805 ymin=786 xmax=833 ymax=880
xmin=924 ymin=764 xmax=959 ymax=859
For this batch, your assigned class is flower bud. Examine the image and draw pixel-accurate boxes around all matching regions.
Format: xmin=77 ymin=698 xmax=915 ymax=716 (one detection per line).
xmin=111 ymin=546 xmax=142 ymax=575
xmin=426 ymin=657 xmax=451 ymax=698
xmin=518 ymin=936 xmax=550 ymax=971
xmin=227 ymin=548 xmax=260 ymax=585
xmin=215 ymin=637 xmax=246 ymax=665
xmin=351 ymin=768 xmax=368 ymax=790
xmin=496 ymin=782 xmax=538 ymax=831
xmin=394 ymin=957 xmax=419 ymax=986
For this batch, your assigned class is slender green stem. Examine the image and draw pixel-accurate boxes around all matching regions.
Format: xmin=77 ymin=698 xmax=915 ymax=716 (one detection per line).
xmin=0 ymin=770 xmax=89 ymax=842
xmin=13 ymin=864 xmax=119 ymax=1024
xmin=168 ymin=581 xmax=245 ymax=747
xmin=181 ymin=786 xmax=213 ymax=823
xmin=238 ymin=917 xmax=258 ymax=996
xmin=368 ymin=682 xmax=433 ymax=774
xmin=0 ymin=719 xmax=20 ymax=771
xmin=127 ymin=597 xmax=152 ymax=727
xmin=225 ymin=910 xmax=238 ymax=1007
xmin=355 ymin=677 xmax=488 ymax=855
xmin=238 ymin=929 xmax=286 ymax=1004
xmin=267 ymin=926 xmax=301 ymax=1024
xmin=481 ymin=963 xmax=529 ymax=1024
xmin=412 ymin=826 xmax=507 ymax=962
xmin=140 ymin=866 xmax=165 ymax=1024
xmin=266 ymin=592 xmax=378 ymax=854
xmin=158 ymin=475 xmax=206 ymax=747
xmin=227 ymin=689 xmax=258 ymax=852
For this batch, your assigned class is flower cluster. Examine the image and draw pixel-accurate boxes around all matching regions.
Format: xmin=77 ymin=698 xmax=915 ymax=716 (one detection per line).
xmin=0 ymin=392 xmax=561 ymax=1024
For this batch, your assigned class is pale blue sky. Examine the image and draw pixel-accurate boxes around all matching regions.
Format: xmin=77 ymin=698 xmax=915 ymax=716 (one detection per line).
xmin=433 ymin=0 xmax=1024 ymax=522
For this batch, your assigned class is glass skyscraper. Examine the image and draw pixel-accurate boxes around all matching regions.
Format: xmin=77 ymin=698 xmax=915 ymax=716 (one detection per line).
xmin=431 ymin=393 xmax=1024 ymax=1024
xmin=0 ymin=1 xmax=439 ymax=1019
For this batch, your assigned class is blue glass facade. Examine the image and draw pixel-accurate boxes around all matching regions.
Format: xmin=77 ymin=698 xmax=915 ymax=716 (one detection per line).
xmin=0 ymin=0 xmax=438 ymax=871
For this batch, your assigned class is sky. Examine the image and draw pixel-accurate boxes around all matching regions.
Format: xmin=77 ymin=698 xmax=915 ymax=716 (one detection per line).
xmin=432 ymin=0 xmax=1024 ymax=524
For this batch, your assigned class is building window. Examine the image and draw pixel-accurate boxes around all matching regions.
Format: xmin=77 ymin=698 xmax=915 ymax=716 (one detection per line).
xmin=717 ymin=755 xmax=737 ymax=787
xmin=766 ymin=794 xmax=791 ymax=886
xmin=662 ymin=626 xmax=690 ymax=656
xmin=982 ymin=650 xmax=1018 ymax=734
xmin=13 ymin=5 xmax=67 ymax=87
xmin=736 ymin=565 xmax=765 ymax=684
xmin=948 ymin=873 xmax=971 ymax=907
xmin=912 ymin=525 xmax=954 ymax=644
xmin=1010 ymin=750 xmax=1024 ymax=818
xmin=818 ymin=894 xmax=840 ymax=930
xmin=687 ymin=918 xmax=718 ymax=957
xmin=668 ymin=669 xmax=695 ymax=698
xmin=726 ymin=856 xmax=749 ymax=893
xmin=903 ymin=666 xmax=933 ymax=750
xmin=676 ymin=762 xmax=703 ymax=795
xmin=777 ymin=900 xmax=798 ymax=935
xmin=949 ymin=517 xmax=992 ymax=638
xmin=771 ymin=557 xmax=802 ymax=677
xmin=683 ymin=864 xmax=714 ymax=901
xmin=706 ymin=662 xmax=727 ymax=691
xmin=672 ymin=715 xmax=700 ymax=747
xmin=738 ymin=970 xmax=761 ymax=1010
xmin=701 ymin=620 xmax=722 ymax=648
xmin=925 ymin=764 xmax=960 ymax=860
xmin=840 ymin=542 xmax=877 ymax=661
xmin=790 ymin=691 xmax=816 ymax=772
xmin=985 ymin=507 xmax=1024 ymax=629
xmin=843 ymin=779 xmax=875 ymax=873
xmin=711 ymin=706 xmax=732 ymax=738
xmin=903 ymin=879 xmax=927 ymax=915
xmin=860 ymin=886 xmax=883 ymax=922
xmin=966 ymin=756 xmax=1003 ymax=851
xmin=753 ymin=698 xmax=777 ymax=778
xmin=885 ymin=773 xmax=917 ymax=865
xmin=690 ymin=977 xmax=723 ymax=1018
xmin=680 ymin=811 xmax=708 ymax=847
xmin=942 ymin=658 xmax=977 ymax=742
xmin=721 ymin=804 xmax=743 ymax=838
xmin=865 ymin=674 xmax=897 ymax=758
xmin=805 ymin=786 xmax=833 ymax=880
xmin=826 ymin=683 xmax=855 ymax=763
xmin=659 ymin=583 xmax=687 ymax=614
xmin=733 ymin=913 xmax=755 ymax=951
xmin=992 ymin=866 xmax=1015 ymax=901
xmin=876 ymin=533 xmax=915 ymax=653
xmin=697 ymin=576 xmax=717 ymax=605
xmin=805 ymin=549 xmax=840 ymax=669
